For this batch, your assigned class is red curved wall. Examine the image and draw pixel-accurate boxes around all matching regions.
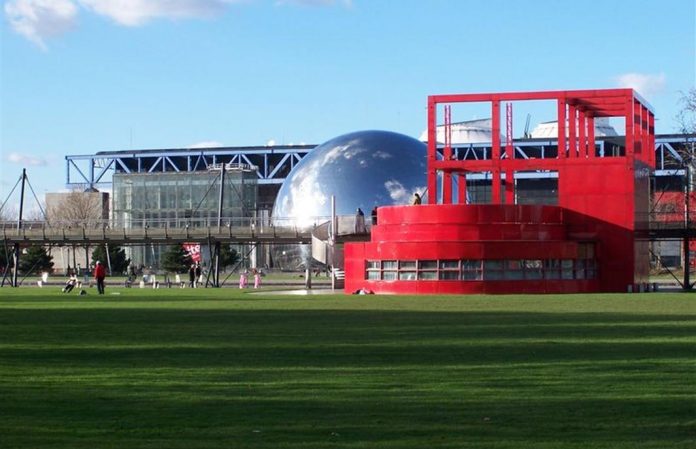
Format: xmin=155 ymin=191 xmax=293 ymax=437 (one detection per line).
xmin=345 ymin=204 xmax=603 ymax=295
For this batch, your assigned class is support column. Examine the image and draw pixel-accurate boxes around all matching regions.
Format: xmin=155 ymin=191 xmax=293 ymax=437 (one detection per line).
xmin=578 ymin=110 xmax=587 ymax=158
xmin=634 ymin=100 xmax=643 ymax=157
xmin=458 ymin=173 xmax=468 ymax=204
xmin=443 ymin=105 xmax=453 ymax=204
xmin=214 ymin=241 xmax=221 ymax=288
xmin=588 ymin=116 xmax=596 ymax=158
xmin=626 ymin=98 xmax=635 ymax=158
xmin=557 ymin=99 xmax=567 ymax=159
xmin=492 ymin=100 xmax=501 ymax=203
xmin=427 ymin=97 xmax=438 ymax=204
xmin=505 ymin=170 xmax=515 ymax=204
xmin=568 ymin=103 xmax=577 ymax=158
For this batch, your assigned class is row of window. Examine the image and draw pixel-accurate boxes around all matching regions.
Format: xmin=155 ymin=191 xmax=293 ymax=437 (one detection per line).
xmin=365 ymin=259 xmax=597 ymax=281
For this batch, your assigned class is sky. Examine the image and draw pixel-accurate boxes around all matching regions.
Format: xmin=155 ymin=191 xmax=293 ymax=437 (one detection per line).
xmin=1 ymin=0 xmax=695 ymax=213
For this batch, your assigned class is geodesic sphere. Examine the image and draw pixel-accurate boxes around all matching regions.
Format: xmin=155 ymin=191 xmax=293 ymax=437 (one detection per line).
xmin=272 ymin=130 xmax=427 ymax=227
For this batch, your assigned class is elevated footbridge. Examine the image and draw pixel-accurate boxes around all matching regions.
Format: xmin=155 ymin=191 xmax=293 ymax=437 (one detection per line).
xmin=1 ymin=216 xmax=370 ymax=246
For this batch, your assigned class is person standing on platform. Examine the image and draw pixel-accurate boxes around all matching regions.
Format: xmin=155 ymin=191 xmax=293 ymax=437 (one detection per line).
xmin=355 ymin=208 xmax=366 ymax=233
xmin=413 ymin=193 xmax=422 ymax=205
xmin=371 ymin=206 xmax=378 ymax=225
xmin=94 ymin=261 xmax=106 ymax=295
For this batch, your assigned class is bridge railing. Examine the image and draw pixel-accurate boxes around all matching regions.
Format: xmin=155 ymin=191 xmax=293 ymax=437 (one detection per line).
xmin=0 ymin=215 xmax=371 ymax=242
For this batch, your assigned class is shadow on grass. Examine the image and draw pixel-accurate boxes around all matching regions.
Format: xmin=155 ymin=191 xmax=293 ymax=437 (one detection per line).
xmin=0 ymin=308 xmax=694 ymax=449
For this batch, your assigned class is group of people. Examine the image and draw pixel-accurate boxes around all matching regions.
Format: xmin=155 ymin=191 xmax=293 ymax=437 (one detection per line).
xmin=62 ymin=260 xmax=106 ymax=294
xmin=188 ymin=262 xmax=203 ymax=288
xmin=239 ymin=268 xmax=262 ymax=289
xmin=354 ymin=193 xmax=422 ymax=232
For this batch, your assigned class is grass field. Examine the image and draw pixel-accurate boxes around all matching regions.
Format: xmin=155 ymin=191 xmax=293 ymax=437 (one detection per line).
xmin=0 ymin=287 xmax=694 ymax=448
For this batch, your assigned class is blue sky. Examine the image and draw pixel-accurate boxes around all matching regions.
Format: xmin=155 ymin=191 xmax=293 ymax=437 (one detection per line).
xmin=1 ymin=0 xmax=694 ymax=211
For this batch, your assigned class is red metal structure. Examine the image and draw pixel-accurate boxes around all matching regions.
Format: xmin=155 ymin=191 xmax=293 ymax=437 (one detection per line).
xmin=345 ymin=89 xmax=656 ymax=294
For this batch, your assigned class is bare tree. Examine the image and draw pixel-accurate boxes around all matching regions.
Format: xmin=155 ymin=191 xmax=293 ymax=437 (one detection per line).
xmin=676 ymin=88 xmax=696 ymax=135
xmin=46 ymin=188 xmax=107 ymax=228
xmin=0 ymin=204 xmax=18 ymax=222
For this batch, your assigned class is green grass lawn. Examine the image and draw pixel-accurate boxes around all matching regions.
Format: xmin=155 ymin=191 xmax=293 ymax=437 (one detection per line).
xmin=0 ymin=288 xmax=694 ymax=448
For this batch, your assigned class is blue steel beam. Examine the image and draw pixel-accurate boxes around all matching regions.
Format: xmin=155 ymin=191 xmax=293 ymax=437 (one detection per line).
xmin=64 ymin=138 xmax=692 ymax=190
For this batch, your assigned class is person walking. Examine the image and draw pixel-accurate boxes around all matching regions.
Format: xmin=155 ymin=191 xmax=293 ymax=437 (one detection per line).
xmin=194 ymin=263 xmax=202 ymax=288
xmin=239 ymin=270 xmax=248 ymax=289
xmin=94 ymin=261 xmax=106 ymax=295
xmin=253 ymin=269 xmax=261 ymax=289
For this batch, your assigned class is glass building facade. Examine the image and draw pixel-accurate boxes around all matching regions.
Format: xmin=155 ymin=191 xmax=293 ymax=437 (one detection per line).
xmin=113 ymin=165 xmax=258 ymax=268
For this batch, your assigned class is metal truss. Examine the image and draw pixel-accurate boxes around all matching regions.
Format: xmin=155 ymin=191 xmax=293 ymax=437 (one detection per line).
xmin=65 ymin=136 xmax=693 ymax=190
xmin=65 ymin=145 xmax=315 ymax=189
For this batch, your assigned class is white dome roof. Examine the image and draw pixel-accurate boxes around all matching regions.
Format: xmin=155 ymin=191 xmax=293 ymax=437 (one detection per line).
xmin=530 ymin=118 xmax=618 ymax=138
xmin=419 ymin=118 xmax=503 ymax=144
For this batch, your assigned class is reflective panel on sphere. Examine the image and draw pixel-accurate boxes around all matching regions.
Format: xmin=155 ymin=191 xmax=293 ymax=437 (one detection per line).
xmin=272 ymin=130 xmax=427 ymax=227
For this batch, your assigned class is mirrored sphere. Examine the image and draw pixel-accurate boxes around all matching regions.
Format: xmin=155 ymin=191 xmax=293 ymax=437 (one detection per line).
xmin=270 ymin=130 xmax=427 ymax=270
xmin=272 ymin=130 xmax=427 ymax=227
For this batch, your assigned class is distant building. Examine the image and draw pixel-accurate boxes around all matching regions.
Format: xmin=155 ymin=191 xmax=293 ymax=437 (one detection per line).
xmin=112 ymin=164 xmax=258 ymax=268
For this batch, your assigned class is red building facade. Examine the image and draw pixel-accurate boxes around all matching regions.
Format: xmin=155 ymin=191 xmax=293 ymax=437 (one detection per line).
xmin=345 ymin=89 xmax=655 ymax=294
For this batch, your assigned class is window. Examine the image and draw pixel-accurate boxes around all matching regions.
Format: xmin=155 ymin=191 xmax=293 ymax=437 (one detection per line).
xmin=462 ymin=259 xmax=482 ymax=280
xmin=419 ymin=261 xmax=437 ymax=270
xmin=418 ymin=271 xmax=437 ymax=280
xmin=399 ymin=271 xmax=417 ymax=280
xmin=382 ymin=260 xmax=397 ymax=270
xmin=439 ymin=260 xmax=459 ymax=280
xmin=544 ymin=260 xmax=561 ymax=279
xmin=524 ymin=259 xmax=543 ymax=280
xmin=561 ymin=260 xmax=574 ymax=279
xmin=504 ymin=260 xmax=524 ymax=280
xmin=483 ymin=260 xmax=504 ymax=280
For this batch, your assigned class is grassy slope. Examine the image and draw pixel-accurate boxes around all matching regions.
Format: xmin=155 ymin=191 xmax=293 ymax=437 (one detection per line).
xmin=0 ymin=288 xmax=694 ymax=448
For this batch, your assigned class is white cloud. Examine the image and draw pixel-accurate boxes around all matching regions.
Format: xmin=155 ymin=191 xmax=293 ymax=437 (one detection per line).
xmin=78 ymin=0 xmax=237 ymax=27
xmin=188 ymin=140 xmax=224 ymax=148
xmin=6 ymin=152 xmax=49 ymax=166
xmin=4 ymin=0 xmax=78 ymax=49
xmin=276 ymin=0 xmax=352 ymax=6
xmin=614 ymin=72 xmax=666 ymax=99
xmin=6 ymin=0 xmax=352 ymax=47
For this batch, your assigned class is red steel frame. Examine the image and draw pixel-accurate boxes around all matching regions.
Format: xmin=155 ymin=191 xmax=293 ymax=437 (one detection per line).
xmin=427 ymin=89 xmax=655 ymax=205
xmin=345 ymin=89 xmax=656 ymax=294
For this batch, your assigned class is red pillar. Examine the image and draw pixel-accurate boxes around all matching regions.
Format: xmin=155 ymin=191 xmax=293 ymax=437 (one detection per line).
xmin=427 ymin=97 xmax=437 ymax=204
xmin=505 ymin=170 xmax=515 ymax=204
xmin=625 ymin=98 xmax=635 ymax=158
xmin=557 ymin=99 xmax=566 ymax=159
xmin=458 ymin=173 xmax=468 ymax=204
xmin=587 ymin=115 xmax=596 ymax=158
xmin=578 ymin=109 xmax=587 ymax=158
xmin=648 ymin=111 xmax=655 ymax=166
xmin=568 ymin=103 xmax=577 ymax=158
xmin=443 ymin=105 xmax=453 ymax=204
xmin=634 ymin=100 xmax=643 ymax=157
xmin=492 ymin=100 xmax=501 ymax=203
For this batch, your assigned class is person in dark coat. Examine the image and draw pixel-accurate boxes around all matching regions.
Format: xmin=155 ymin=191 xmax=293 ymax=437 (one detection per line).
xmin=413 ymin=193 xmax=422 ymax=205
xmin=188 ymin=264 xmax=196 ymax=288
xmin=355 ymin=208 xmax=366 ymax=233
xmin=194 ymin=263 xmax=202 ymax=288
xmin=371 ymin=206 xmax=378 ymax=225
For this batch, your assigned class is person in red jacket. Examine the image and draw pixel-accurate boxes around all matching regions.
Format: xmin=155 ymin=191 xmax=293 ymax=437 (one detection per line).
xmin=94 ymin=261 xmax=107 ymax=295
